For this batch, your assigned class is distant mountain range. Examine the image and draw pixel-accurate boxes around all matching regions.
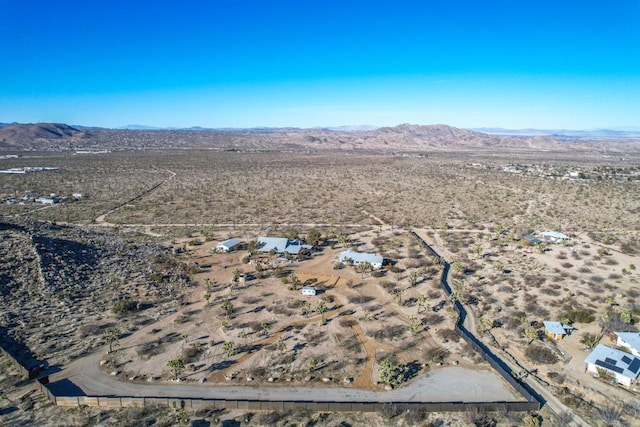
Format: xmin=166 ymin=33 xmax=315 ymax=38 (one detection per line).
xmin=472 ymin=127 xmax=640 ymax=138
xmin=0 ymin=122 xmax=638 ymax=152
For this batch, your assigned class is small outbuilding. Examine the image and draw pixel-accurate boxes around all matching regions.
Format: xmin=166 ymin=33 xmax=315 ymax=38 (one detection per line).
xmin=215 ymin=239 xmax=241 ymax=253
xmin=301 ymin=286 xmax=317 ymax=296
xmin=543 ymin=321 xmax=568 ymax=341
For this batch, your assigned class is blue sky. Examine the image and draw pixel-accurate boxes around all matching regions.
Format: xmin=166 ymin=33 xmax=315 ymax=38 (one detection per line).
xmin=1 ymin=0 xmax=639 ymax=129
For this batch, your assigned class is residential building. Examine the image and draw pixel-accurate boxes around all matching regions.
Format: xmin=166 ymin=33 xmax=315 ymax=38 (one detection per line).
xmin=257 ymin=237 xmax=312 ymax=255
xmin=215 ymin=239 xmax=241 ymax=253
xmin=338 ymin=250 xmax=384 ymax=269
xmin=540 ymin=231 xmax=569 ymax=243
xmin=616 ymin=332 xmax=640 ymax=357
xmin=585 ymin=344 xmax=640 ymax=388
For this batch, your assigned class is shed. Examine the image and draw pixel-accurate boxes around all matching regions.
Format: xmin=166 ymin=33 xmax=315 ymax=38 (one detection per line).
xmin=543 ymin=321 xmax=567 ymax=340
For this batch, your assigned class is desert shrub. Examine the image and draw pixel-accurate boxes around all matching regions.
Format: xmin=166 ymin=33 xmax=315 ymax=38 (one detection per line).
xmin=561 ymin=307 xmax=595 ymax=324
xmin=424 ymin=346 xmax=450 ymax=364
xmin=524 ymin=345 xmax=558 ymax=364
xmin=348 ymin=295 xmax=374 ymax=304
xmin=338 ymin=318 xmax=357 ymax=328
xmin=137 ymin=341 xmax=165 ymax=359
xmin=546 ymin=371 xmax=565 ymax=384
xmin=79 ymin=322 xmax=113 ymax=338
xmin=373 ymin=325 xmax=406 ymax=341
xmin=111 ymin=298 xmax=135 ymax=315
xmin=436 ymin=328 xmax=460 ymax=342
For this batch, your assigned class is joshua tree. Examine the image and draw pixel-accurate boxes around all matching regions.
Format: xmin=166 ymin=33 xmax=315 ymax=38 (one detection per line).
xmin=472 ymin=244 xmax=483 ymax=259
xmin=232 ymin=268 xmax=242 ymax=283
xmin=221 ymin=299 xmax=234 ymax=317
xmin=203 ymin=291 xmax=211 ymax=305
xmin=260 ymin=322 xmax=272 ymax=336
xmin=408 ymin=315 xmax=421 ymax=335
xmin=409 ymin=271 xmax=420 ymax=287
xmin=316 ymin=300 xmax=328 ymax=324
xmin=167 ymin=358 xmax=185 ymax=380
xmin=275 ymin=337 xmax=286 ymax=354
xmin=306 ymin=358 xmax=318 ymax=375
xmin=306 ymin=228 xmax=322 ymax=248
xmin=357 ymin=261 xmax=373 ymax=278
xmin=417 ymin=294 xmax=427 ymax=313
xmin=523 ymin=325 xmax=538 ymax=344
xmin=301 ymin=301 xmax=311 ymax=317
xmin=222 ymin=341 xmax=236 ymax=357
xmin=103 ymin=327 xmax=121 ymax=353
xmin=181 ymin=333 xmax=189 ymax=346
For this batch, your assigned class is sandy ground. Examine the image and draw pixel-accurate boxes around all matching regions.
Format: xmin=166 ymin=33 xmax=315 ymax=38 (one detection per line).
xmin=47 ymin=229 xmax=522 ymax=404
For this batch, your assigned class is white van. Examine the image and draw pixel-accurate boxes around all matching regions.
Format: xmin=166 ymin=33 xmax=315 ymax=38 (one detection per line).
xmin=301 ymin=287 xmax=316 ymax=296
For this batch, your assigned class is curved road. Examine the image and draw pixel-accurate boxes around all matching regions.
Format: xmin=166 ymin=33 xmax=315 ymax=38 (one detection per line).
xmin=51 ymin=350 xmax=516 ymax=403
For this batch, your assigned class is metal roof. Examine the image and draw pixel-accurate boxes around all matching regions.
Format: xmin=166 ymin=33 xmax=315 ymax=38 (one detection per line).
xmin=616 ymin=332 xmax=640 ymax=353
xmin=585 ymin=344 xmax=640 ymax=380
xmin=257 ymin=237 xmax=311 ymax=254
xmin=540 ymin=231 xmax=569 ymax=240
xmin=217 ymin=239 xmax=240 ymax=249
xmin=338 ymin=250 xmax=384 ymax=266
xmin=543 ymin=321 xmax=567 ymax=336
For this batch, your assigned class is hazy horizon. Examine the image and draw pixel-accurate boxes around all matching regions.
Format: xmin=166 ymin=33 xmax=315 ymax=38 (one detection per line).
xmin=1 ymin=1 xmax=639 ymax=130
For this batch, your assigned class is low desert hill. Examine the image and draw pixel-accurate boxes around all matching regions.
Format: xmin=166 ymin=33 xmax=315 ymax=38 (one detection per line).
xmin=0 ymin=122 xmax=637 ymax=153
xmin=0 ymin=123 xmax=89 ymax=149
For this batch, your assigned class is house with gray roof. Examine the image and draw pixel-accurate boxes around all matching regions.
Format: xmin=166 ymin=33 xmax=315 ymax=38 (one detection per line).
xmin=257 ymin=237 xmax=312 ymax=256
xmin=215 ymin=239 xmax=241 ymax=253
xmin=585 ymin=344 xmax=640 ymax=388
xmin=338 ymin=250 xmax=384 ymax=269
xmin=616 ymin=332 xmax=640 ymax=357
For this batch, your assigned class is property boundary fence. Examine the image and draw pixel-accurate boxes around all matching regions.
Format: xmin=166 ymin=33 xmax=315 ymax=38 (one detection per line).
xmin=410 ymin=231 xmax=542 ymax=410
xmin=0 ymin=232 xmax=541 ymax=414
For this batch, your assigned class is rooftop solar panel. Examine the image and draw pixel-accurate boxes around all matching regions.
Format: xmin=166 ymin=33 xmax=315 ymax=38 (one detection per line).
xmin=595 ymin=360 xmax=624 ymax=374
xmin=604 ymin=357 xmax=617 ymax=365
xmin=629 ymin=359 xmax=640 ymax=374
xmin=622 ymin=355 xmax=632 ymax=364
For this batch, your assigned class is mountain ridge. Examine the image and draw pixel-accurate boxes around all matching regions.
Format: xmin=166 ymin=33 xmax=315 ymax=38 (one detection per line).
xmin=0 ymin=122 xmax=638 ymax=153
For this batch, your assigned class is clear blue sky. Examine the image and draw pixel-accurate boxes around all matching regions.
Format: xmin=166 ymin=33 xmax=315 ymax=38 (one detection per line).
xmin=1 ymin=0 xmax=639 ymax=129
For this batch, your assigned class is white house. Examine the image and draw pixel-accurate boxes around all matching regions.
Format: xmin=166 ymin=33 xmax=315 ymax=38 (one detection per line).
xmin=540 ymin=231 xmax=569 ymax=243
xmin=35 ymin=197 xmax=56 ymax=205
xmin=257 ymin=237 xmax=312 ymax=255
xmin=616 ymin=332 xmax=640 ymax=357
xmin=338 ymin=250 xmax=384 ymax=270
xmin=585 ymin=344 xmax=640 ymax=388
xmin=215 ymin=239 xmax=241 ymax=253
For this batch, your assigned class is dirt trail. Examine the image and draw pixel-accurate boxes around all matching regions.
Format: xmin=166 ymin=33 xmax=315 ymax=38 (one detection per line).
xmin=94 ymin=168 xmax=176 ymax=226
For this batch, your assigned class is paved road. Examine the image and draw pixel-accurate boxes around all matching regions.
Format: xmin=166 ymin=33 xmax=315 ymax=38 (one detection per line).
xmin=50 ymin=350 xmax=518 ymax=403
